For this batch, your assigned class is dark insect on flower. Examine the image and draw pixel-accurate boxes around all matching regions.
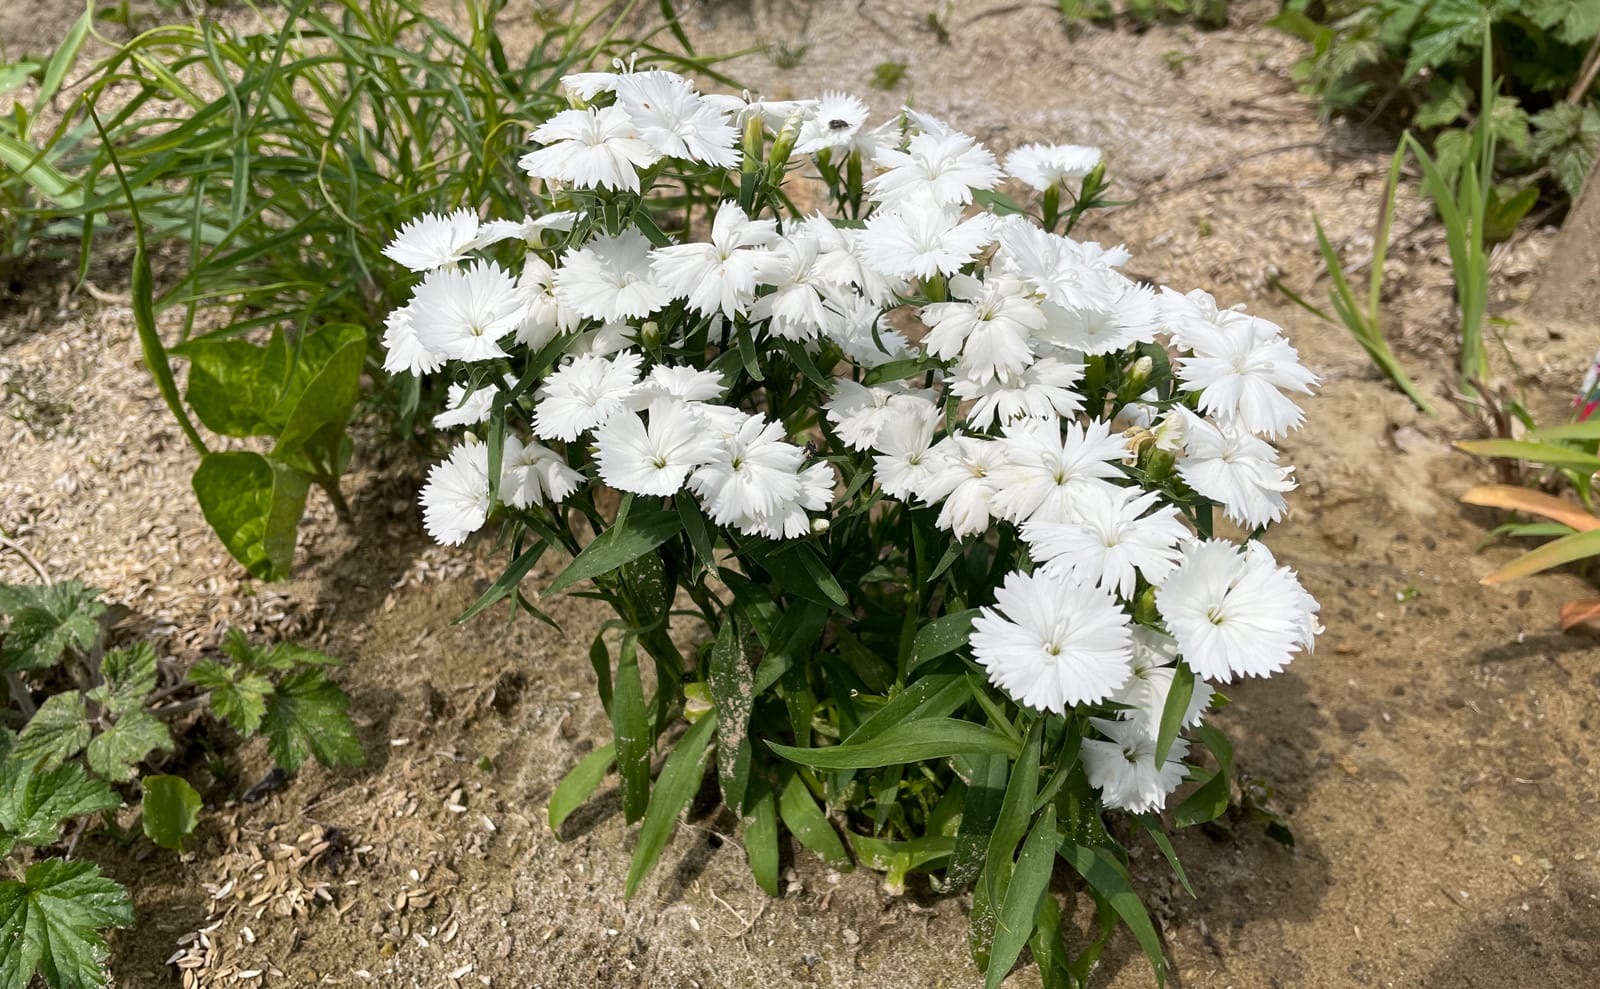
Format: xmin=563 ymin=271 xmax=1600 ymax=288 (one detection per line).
xmin=803 ymin=441 xmax=819 ymax=458
xmin=828 ymin=119 xmax=851 ymax=131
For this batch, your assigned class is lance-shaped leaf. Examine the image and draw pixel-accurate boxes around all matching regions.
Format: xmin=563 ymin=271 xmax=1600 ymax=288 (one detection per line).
xmin=1480 ymin=529 xmax=1600 ymax=586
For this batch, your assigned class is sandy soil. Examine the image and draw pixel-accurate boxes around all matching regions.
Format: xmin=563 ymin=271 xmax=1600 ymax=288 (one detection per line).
xmin=3 ymin=1 xmax=1600 ymax=988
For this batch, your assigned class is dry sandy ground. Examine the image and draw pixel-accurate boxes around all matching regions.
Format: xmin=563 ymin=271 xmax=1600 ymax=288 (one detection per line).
xmin=3 ymin=1 xmax=1600 ymax=987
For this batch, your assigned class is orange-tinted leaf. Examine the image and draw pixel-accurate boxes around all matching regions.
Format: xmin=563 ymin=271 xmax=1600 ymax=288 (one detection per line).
xmin=1560 ymin=599 xmax=1600 ymax=630
xmin=1461 ymin=485 xmax=1600 ymax=532
xmin=1482 ymin=529 xmax=1600 ymax=586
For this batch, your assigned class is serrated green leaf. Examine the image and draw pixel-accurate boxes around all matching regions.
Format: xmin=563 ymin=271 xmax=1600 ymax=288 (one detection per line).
xmin=1403 ymin=0 xmax=1487 ymax=80
xmin=0 ymin=760 xmax=120 ymax=852
xmin=13 ymin=693 xmax=90 ymax=770
xmin=0 ymin=581 xmax=105 ymax=672
xmin=548 ymin=742 xmax=614 ymax=833
xmin=624 ymin=711 xmax=717 ymax=898
xmin=546 ymin=509 xmax=682 ymax=596
xmin=87 ymin=643 xmax=157 ymax=717
xmin=141 ymin=775 xmax=202 ymax=850
xmin=0 ymin=859 xmax=133 ymax=989
xmin=192 ymin=451 xmax=312 ymax=581
xmin=86 ymin=709 xmax=172 ymax=782
xmin=189 ymin=660 xmax=273 ymax=736
xmin=260 ymin=669 xmax=363 ymax=773
xmin=769 ymin=718 xmax=1021 ymax=768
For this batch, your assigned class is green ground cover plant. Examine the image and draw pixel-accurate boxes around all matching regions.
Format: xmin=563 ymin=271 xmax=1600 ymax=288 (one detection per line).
xmin=1 ymin=0 xmax=739 ymax=579
xmin=1272 ymin=0 xmax=1600 ymax=203
xmin=0 ymin=577 xmax=360 ymax=989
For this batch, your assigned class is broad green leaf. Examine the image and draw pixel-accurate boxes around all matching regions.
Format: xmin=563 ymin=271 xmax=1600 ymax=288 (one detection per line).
xmin=0 ymin=581 xmax=105 ymax=672
xmin=767 ymin=718 xmax=1022 ymax=769
xmin=707 ymin=619 xmax=754 ymax=811
xmin=548 ymin=743 xmax=615 ymax=833
xmin=546 ymin=510 xmax=683 ymax=595
xmin=86 ymin=709 xmax=171 ymax=782
xmin=192 ymin=451 xmax=311 ymax=581
xmin=1455 ymin=439 xmax=1600 ymax=473
xmin=1402 ymin=0 xmax=1487 ymax=80
xmin=87 ymin=643 xmax=158 ymax=717
xmin=612 ymin=637 xmax=651 ymax=824
xmin=1481 ymin=528 xmax=1600 ymax=586
xmin=744 ymin=778 xmax=780 ymax=896
xmin=0 ymin=760 xmax=120 ymax=854
xmin=13 ymin=693 xmax=90 ymax=770
xmin=0 ymin=859 xmax=133 ymax=989
xmin=270 ymin=325 xmax=366 ymax=471
xmin=140 ymin=775 xmax=202 ymax=850
xmin=188 ymin=660 xmax=273 ymax=736
xmin=624 ymin=711 xmax=717 ymax=897
xmin=778 ymin=771 xmax=852 ymax=870
xmin=260 ymin=669 xmax=363 ymax=773
xmin=986 ymin=804 xmax=1057 ymax=989
xmin=910 ymin=609 xmax=979 ymax=669
xmin=171 ymin=338 xmax=280 ymax=436
xmin=1059 ymin=842 xmax=1167 ymax=986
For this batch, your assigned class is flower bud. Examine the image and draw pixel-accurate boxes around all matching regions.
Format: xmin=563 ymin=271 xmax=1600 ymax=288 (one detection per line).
xmin=810 ymin=517 xmax=831 ymax=535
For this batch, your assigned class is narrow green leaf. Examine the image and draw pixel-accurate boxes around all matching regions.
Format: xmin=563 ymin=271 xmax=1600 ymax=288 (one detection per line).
xmin=1059 ymin=842 xmax=1167 ymax=986
xmin=546 ymin=510 xmax=683 ymax=595
xmin=32 ymin=5 xmax=92 ymax=119
xmin=1173 ymin=724 xmax=1233 ymax=828
xmin=613 ymin=637 xmax=651 ymax=824
xmin=141 ymin=775 xmax=202 ymax=850
xmin=1153 ymin=661 xmax=1195 ymax=767
xmin=744 ymin=778 xmax=780 ymax=896
xmin=843 ymin=674 xmax=966 ymax=747
xmin=707 ymin=619 xmax=754 ymax=811
xmin=455 ymin=539 xmax=548 ymax=624
xmin=1136 ymin=814 xmax=1194 ymax=898
xmin=548 ymin=742 xmax=615 ymax=833
xmin=985 ymin=721 xmax=1043 ymax=913
xmin=625 ymin=711 xmax=717 ymax=897
xmin=986 ymin=804 xmax=1058 ymax=989
xmin=778 ymin=771 xmax=852 ymax=870
xmin=1481 ymin=528 xmax=1600 ymax=585
xmin=948 ymin=754 xmax=1008 ymax=889
xmin=767 ymin=718 xmax=1021 ymax=769
xmin=192 ymin=451 xmax=311 ymax=581
xmin=909 ymin=609 xmax=979 ymax=669
xmin=1456 ymin=439 xmax=1600 ymax=472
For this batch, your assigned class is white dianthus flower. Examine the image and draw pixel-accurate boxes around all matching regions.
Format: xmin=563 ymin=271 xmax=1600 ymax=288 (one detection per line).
xmin=555 ymin=231 xmax=672 ymax=323
xmin=1023 ymin=485 xmax=1189 ymax=599
xmin=383 ymin=209 xmax=481 ymax=272
xmin=408 ymin=261 xmax=524 ymax=364
xmin=1081 ymin=717 xmax=1189 ymax=814
xmin=593 ymin=399 xmax=721 ymax=497
xmin=519 ymin=105 xmax=660 ymax=192
xmin=1176 ymin=320 xmax=1318 ymax=438
xmin=1174 ymin=411 xmax=1296 ymax=529
xmin=1005 ymin=143 xmax=1102 ymax=191
xmin=1156 ymin=539 xmax=1321 ymax=683
xmin=990 ymin=418 xmax=1129 ymax=526
xmin=614 ymin=70 xmax=741 ymax=168
xmin=971 ymin=570 xmax=1134 ymax=713
xmin=420 ymin=441 xmax=491 ymax=546
xmin=531 ymin=351 xmax=643 ymax=442
xmin=499 ymin=435 xmax=583 ymax=509
xmin=869 ymin=128 xmax=1002 ymax=209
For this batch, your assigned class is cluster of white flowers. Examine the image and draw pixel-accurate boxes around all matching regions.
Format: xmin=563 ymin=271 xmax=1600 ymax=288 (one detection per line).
xmin=382 ymin=67 xmax=1321 ymax=817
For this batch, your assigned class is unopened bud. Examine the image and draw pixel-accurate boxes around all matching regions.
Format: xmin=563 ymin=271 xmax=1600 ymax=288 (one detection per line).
xmin=810 ymin=517 xmax=830 ymax=535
